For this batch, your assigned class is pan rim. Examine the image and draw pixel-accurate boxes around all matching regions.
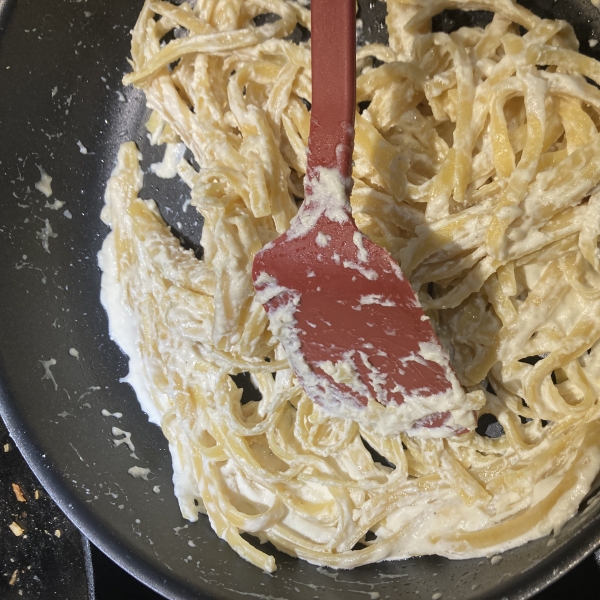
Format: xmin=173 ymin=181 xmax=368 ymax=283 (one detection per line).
xmin=2 ymin=0 xmax=600 ymax=597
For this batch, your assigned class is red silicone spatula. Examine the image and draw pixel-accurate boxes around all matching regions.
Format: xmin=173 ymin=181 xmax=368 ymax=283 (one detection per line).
xmin=252 ymin=0 xmax=470 ymax=436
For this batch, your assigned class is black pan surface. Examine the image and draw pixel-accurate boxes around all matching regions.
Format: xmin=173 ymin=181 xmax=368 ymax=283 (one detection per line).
xmin=2 ymin=1 xmax=600 ymax=599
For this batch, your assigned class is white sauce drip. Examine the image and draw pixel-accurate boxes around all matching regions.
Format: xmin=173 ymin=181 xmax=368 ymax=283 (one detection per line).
xmin=316 ymin=232 xmax=331 ymax=247
xmin=112 ymin=427 xmax=135 ymax=452
xmin=150 ymin=142 xmax=186 ymax=179
xmin=352 ymin=230 xmax=369 ymax=262
xmin=35 ymin=165 xmax=52 ymax=197
xmin=40 ymin=358 xmax=58 ymax=391
xmin=36 ymin=219 xmax=57 ymax=253
xmin=342 ymin=260 xmax=378 ymax=281
xmin=45 ymin=199 xmax=64 ymax=210
xmin=285 ymin=167 xmax=351 ymax=239
xmin=359 ymin=294 xmax=396 ymax=307
xmin=101 ymin=409 xmax=123 ymax=419
xmin=128 ymin=466 xmax=151 ymax=480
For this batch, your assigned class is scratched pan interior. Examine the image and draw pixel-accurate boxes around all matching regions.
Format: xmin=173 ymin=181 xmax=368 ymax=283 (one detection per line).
xmin=2 ymin=0 xmax=600 ymax=599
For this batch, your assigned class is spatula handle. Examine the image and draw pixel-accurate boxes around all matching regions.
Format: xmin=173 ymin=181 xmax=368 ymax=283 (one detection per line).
xmin=306 ymin=0 xmax=356 ymax=181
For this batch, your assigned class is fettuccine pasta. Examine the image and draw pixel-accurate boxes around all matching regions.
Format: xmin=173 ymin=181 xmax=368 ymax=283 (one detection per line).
xmin=99 ymin=0 xmax=600 ymax=572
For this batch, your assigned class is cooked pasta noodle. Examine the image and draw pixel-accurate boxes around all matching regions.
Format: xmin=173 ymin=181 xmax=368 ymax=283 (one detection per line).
xmin=99 ymin=0 xmax=600 ymax=572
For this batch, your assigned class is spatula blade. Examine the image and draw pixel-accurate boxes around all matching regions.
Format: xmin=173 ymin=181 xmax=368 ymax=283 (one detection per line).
xmin=253 ymin=184 xmax=471 ymax=436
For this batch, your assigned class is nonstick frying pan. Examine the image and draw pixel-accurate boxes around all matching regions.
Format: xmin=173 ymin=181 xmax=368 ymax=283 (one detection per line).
xmin=2 ymin=1 xmax=600 ymax=598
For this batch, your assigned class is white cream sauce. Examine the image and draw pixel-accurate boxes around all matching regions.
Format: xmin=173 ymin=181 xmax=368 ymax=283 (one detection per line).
xmin=150 ymin=142 xmax=186 ymax=179
xmin=35 ymin=165 xmax=52 ymax=197
xmin=101 ymin=409 xmax=123 ymax=419
xmin=40 ymin=358 xmax=58 ymax=391
xmin=128 ymin=466 xmax=151 ymax=480
xmin=112 ymin=427 xmax=135 ymax=452
xmin=45 ymin=199 xmax=64 ymax=210
xmin=98 ymin=227 xmax=162 ymax=425
xmin=36 ymin=219 xmax=57 ymax=253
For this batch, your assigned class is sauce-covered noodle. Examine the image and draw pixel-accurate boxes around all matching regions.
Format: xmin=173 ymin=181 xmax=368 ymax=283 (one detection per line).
xmin=100 ymin=0 xmax=600 ymax=572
